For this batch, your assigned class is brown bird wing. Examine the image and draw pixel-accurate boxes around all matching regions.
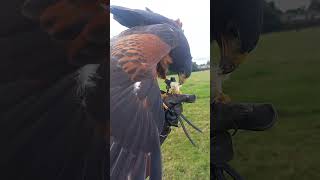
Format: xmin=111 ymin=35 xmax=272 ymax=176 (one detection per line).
xmin=110 ymin=24 xmax=179 ymax=180
xmin=0 ymin=1 xmax=108 ymax=179
xmin=22 ymin=0 xmax=108 ymax=65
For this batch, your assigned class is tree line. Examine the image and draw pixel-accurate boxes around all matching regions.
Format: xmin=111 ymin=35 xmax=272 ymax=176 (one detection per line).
xmin=263 ymin=0 xmax=320 ymax=33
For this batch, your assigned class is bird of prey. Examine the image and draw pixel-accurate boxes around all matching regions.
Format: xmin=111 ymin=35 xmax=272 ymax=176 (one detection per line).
xmin=212 ymin=0 xmax=263 ymax=103
xmin=211 ymin=0 xmax=265 ymax=179
xmin=0 ymin=0 xmax=107 ymax=179
xmin=110 ymin=6 xmax=192 ymax=180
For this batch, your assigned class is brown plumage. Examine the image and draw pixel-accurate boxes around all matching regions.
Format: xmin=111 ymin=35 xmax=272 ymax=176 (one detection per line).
xmin=110 ymin=6 xmax=192 ymax=179
xmin=110 ymin=22 xmax=191 ymax=180
xmin=112 ymin=33 xmax=172 ymax=81
xmin=0 ymin=0 xmax=108 ymax=179
xmin=23 ymin=0 xmax=108 ymax=65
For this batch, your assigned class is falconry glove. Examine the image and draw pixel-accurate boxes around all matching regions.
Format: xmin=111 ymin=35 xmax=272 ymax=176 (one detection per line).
xmin=160 ymin=89 xmax=201 ymax=146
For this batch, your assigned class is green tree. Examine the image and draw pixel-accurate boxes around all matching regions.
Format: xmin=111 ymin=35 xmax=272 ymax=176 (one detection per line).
xmin=309 ymin=0 xmax=320 ymax=11
xmin=262 ymin=1 xmax=283 ymax=33
xmin=192 ymin=62 xmax=199 ymax=72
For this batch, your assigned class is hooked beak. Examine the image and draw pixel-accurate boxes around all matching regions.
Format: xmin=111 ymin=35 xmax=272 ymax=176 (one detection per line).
xmin=178 ymin=73 xmax=188 ymax=85
xmin=219 ymin=34 xmax=248 ymax=74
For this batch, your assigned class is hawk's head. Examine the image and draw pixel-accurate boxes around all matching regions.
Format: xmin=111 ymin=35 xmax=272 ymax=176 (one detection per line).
xmin=167 ymin=26 xmax=192 ymax=84
xmin=111 ymin=5 xmax=193 ymax=84
xmin=212 ymin=0 xmax=263 ymax=74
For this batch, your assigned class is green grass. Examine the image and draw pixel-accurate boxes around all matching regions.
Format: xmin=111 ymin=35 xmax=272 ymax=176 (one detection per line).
xmin=159 ymin=27 xmax=320 ymax=180
xmin=216 ymin=27 xmax=320 ymax=179
xmin=160 ymin=70 xmax=210 ymax=180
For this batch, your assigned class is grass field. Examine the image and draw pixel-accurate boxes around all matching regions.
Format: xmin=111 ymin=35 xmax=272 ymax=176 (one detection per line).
xmin=159 ymin=27 xmax=320 ymax=180
xmin=218 ymin=27 xmax=320 ymax=179
xmin=159 ymin=70 xmax=210 ymax=180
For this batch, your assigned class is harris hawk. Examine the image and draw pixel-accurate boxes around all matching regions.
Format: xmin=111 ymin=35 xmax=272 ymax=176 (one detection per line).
xmin=211 ymin=0 xmax=267 ymax=179
xmin=212 ymin=0 xmax=264 ymax=103
xmin=0 ymin=0 xmax=107 ymax=179
xmin=110 ymin=6 xmax=192 ymax=180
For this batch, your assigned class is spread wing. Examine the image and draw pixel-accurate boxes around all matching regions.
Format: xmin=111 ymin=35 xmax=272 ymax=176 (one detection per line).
xmin=0 ymin=64 xmax=107 ymax=179
xmin=0 ymin=1 xmax=108 ymax=179
xmin=110 ymin=5 xmax=180 ymax=29
xmin=110 ymin=24 xmax=178 ymax=180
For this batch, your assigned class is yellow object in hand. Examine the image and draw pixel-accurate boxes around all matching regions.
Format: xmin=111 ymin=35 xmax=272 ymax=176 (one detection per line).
xmin=169 ymin=82 xmax=182 ymax=94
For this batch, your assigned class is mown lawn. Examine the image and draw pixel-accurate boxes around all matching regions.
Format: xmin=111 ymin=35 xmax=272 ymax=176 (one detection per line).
xmin=217 ymin=27 xmax=320 ymax=180
xmin=159 ymin=27 xmax=320 ymax=180
xmin=160 ymin=70 xmax=210 ymax=180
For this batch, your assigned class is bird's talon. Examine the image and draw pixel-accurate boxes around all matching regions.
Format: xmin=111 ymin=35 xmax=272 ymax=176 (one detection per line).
xmin=214 ymin=93 xmax=231 ymax=104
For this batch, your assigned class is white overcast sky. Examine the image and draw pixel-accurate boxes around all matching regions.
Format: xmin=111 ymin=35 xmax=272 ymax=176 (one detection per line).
xmin=110 ymin=0 xmax=210 ymax=64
